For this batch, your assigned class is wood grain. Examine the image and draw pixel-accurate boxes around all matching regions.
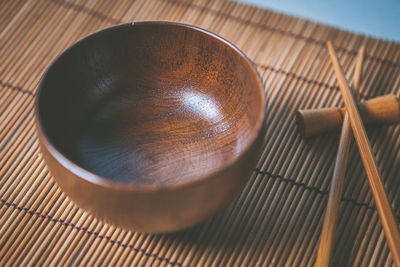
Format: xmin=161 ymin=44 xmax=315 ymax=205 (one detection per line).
xmin=35 ymin=21 xmax=266 ymax=233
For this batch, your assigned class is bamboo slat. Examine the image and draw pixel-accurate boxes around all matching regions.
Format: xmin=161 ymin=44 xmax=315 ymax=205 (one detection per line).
xmin=0 ymin=0 xmax=399 ymax=266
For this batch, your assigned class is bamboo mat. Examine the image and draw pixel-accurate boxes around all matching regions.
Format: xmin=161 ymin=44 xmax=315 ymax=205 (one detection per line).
xmin=1 ymin=0 xmax=400 ymax=266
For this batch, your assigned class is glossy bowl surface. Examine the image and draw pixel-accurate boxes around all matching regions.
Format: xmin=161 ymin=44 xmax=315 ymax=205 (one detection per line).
xmin=36 ymin=21 xmax=266 ymax=232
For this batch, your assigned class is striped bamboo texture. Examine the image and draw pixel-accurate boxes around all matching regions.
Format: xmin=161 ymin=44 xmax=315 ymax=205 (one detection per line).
xmin=0 ymin=0 xmax=399 ymax=266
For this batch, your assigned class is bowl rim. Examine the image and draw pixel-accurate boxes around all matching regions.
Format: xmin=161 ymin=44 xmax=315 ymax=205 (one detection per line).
xmin=35 ymin=20 xmax=266 ymax=193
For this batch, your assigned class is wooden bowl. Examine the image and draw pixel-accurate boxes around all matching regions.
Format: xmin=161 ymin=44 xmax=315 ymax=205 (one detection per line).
xmin=35 ymin=21 xmax=266 ymax=233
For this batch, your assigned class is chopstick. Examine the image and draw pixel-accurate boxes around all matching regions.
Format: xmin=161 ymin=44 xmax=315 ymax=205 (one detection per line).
xmin=315 ymin=45 xmax=365 ymax=267
xmin=327 ymin=41 xmax=400 ymax=267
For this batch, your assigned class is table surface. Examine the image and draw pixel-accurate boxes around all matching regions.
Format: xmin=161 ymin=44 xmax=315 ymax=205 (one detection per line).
xmin=240 ymin=0 xmax=400 ymax=42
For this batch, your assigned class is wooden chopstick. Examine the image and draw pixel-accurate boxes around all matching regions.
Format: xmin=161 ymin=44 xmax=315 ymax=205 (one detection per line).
xmin=327 ymin=41 xmax=400 ymax=267
xmin=315 ymin=45 xmax=365 ymax=267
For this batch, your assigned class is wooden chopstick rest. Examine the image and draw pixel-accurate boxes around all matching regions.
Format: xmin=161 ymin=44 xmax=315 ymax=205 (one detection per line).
xmin=296 ymin=94 xmax=400 ymax=137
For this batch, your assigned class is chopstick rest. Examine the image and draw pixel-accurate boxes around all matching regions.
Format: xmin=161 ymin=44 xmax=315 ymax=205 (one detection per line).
xmin=296 ymin=94 xmax=400 ymax=137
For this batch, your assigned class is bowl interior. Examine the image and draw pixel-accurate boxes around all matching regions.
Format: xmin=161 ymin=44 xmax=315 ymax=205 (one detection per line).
xmin=37 ymin=22 xmax=264 ymax=186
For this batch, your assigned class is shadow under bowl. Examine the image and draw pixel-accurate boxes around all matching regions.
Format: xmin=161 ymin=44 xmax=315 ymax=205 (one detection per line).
xmin=36 ymin=21 xmax=266 ymax=233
